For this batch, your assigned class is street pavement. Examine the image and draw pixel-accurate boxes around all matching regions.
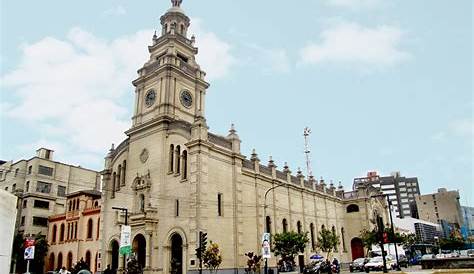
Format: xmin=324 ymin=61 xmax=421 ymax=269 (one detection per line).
xmin=339 ymin=265 xmax=474 ymax=274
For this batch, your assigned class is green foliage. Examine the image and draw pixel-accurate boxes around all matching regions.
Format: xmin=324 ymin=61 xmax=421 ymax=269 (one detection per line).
xmin=316 ymin=228 xmax=340 ymax=259
xmin=126 ymin=256 xmax=143 ymax=274
xmin=400 ymin=233 xmax=417 ymax=248
xmin=439 ymin=236 xmax=464 ymax=251
xmin=359 ymin=229 xmax=377 ymax=254
xmin=12 ymin=233 xmax=49 ymax=273
xmin=244 ymin=252 xmax=262 ymax=274
xmin=203 ymin=241 xmax=223 ymax=273
xmin=70 ymin=258 xmax=90 ymax=274
xmin=273 ymin=231 xmax=309 ymax=265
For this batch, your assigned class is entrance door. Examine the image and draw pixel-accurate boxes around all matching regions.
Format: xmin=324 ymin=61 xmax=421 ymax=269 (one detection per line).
xmin=298 ymin=255 xmax=305 ymax=273
xmin=133 ymin=234 xmax=147 ymax=268
xmin=351 ymin=238 xmax=364 ymax=260
xmin=170 ymin=234 xmax=183 ymax=274
xmin=110 ymin=240 xmax=119 ymax=271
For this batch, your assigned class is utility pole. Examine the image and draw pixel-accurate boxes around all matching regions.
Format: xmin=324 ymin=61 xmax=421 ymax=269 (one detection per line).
xmin=376 ymin=215 xmax=388 ymax=273
xmin=112 ymin=207 xmax=128 ymax=274
xmin=263 ymin=183 xmax=285 ymax=274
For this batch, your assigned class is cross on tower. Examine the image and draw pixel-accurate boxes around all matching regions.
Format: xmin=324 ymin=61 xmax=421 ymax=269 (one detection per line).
xmin=171 ymin=0 xmax=182 ymax=7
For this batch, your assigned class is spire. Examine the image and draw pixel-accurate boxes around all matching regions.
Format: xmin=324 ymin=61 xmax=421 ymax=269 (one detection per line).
xmin=171 ymin=0 xmax=183 ymax=7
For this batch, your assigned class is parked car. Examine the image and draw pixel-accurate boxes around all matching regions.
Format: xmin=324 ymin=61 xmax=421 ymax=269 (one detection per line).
xmin=421 ymin=254 xmax=435 ymax=260
xmin=364 ymin=256 xmax=396 ymax=272
xmin=350 ymin=258 xmax=368 ymax=272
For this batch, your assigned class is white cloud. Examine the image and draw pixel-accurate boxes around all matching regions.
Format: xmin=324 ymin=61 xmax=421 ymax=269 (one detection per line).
xmin=300 ymin=21 xmax=410 ymax=68
xmin=325 ymin=0 xmax=382 ymax=9
xmin=189 ymin=18 xmax=236 ymax=80
xmin=2 ymin=22 xmax=234 ymax=166
xmin=103 ymin=5 xmax=127 ymax=17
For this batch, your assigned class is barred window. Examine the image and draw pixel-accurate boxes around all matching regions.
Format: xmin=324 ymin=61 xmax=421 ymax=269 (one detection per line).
xmin=36 ymin=181 xmax=52 ymax=193
xmin=33 ymin=216 xmax=48 ymax=227
xmin=38 ymin=165 xmax=54 ymax=176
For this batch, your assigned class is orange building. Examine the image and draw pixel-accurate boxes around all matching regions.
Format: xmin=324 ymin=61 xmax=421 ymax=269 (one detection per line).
xmin=46 ymin=190 xmax=101 ymax=272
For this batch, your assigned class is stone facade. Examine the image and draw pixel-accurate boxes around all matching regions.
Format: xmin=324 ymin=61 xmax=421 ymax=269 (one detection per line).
xmin=99 ymin=2 xmax=388 ymax=274
xmin=415 ymin=188 xmax=463 ymax=227
xmin=46 ymin=190 xmax=102 ymax=272
xmin=0 ymin=148 xmax=100 ymax=237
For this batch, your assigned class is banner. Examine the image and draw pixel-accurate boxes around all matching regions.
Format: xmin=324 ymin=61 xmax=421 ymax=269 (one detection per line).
xmin=119 ymin=225 xmax=131 ymax=255
xmin=262 ymin=232 xmax=271 ymax=259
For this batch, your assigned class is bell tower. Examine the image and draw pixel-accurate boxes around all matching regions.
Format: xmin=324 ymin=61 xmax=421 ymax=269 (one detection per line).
xmin=131 ymin=0 xmax=209 ymax=128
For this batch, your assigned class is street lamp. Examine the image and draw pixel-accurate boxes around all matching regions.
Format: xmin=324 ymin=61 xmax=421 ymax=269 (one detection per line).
xmin=112 ymin=206 xmax=129 ymax=274
xmin=263 ymin=183 xmax=285 ymax=274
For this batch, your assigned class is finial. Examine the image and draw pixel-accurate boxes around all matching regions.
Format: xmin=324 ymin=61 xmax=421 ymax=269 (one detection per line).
xmin=251 ymin=149 xmax=259 ymax=162
xmin=110 ymin=143 xmax=115 ymax=151
xmin=338 ymin=181 xmax=344 ymax=190
xmin=268 ymin=156 xmax=276 ymax=167
xmin=171 ymin=0 xmax=182 ymax=7
xmin=229 ymin=123 xmax=236 ymax=134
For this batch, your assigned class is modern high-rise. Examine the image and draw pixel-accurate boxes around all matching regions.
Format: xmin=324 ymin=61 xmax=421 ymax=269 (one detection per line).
xmin=353 ymin=171 xmax=420 ymax=218
xmin=0 ymin=148 xmax=100 ymax=237
xmin=415 ymin=188 xmax=463 ymax=227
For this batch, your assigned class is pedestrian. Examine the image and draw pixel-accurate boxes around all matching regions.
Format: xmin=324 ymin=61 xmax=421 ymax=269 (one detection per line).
xmin=59 ymin=267 xmax=68 ymax=274
xmin=103 ymin=264 xmax=111 ymax=274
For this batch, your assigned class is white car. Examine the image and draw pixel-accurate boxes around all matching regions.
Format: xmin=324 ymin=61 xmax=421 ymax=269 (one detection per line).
xmin=364 ymin=256 xmax=396 ymax=272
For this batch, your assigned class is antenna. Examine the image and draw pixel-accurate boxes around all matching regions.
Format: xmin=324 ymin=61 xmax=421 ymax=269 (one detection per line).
xmin=303 ymin=127 xmax=313 ymax=178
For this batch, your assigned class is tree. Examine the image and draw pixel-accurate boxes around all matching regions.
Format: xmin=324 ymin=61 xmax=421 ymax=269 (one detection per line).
xmin=70 ymin=258 xmax=90 ymax=274
xmin=316 ymin=227 xmax=340 ymax=259
xmin=439 ymin=237 xmax=464 ymax=251
xmin=12 ymin=233 xmax=49 ymax=273
xmin=244 ymin=252 xmax=262 ymax=274
xmin=400 ymin=233 xmax=417 ymax=249
xmin=126 ymin=256 xmax=143 ymax=274
xmin=273 ymin=231 xmax=309 ymax=266
xmin=203 ymin=241 xmax=223 ymax=274
xmin=359 ymin=229 xmax=377 ymax=256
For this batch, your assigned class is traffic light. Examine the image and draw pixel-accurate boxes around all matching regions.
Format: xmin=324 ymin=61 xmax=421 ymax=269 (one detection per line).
xmin=200 ymin=232 xmax=208 ymax=252
xmin=195 ymin=232 xmax=208 ymax=260
xmin=383 ymin=232 xmax=389 ymax=244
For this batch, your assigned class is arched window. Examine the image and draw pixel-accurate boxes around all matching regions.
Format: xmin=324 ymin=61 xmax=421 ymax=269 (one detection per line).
xmin=67 ymin=252 xmax=73 ymax=269
xmin=57 ymin=252 xmax=63 ymax=270
xmin=122 ymin=160 xmax=127 ymax=186
xmin=139 ymin=194 xmax=145 ymax=213
xmin=87 ymin=219 xmax=93 ymax=239
xmin=321 ymin=224 xmax=325 ymax=231
xmin=346 ymin=204 xmax=360 ymax=213
xmin=95 ymin=252 xmax=99 ymax=273
xmin=26 ymin=181 xmax=30 ymax=192
xmin=282 ymin=218 xmax=288 ymax=233
xmin=176 ymin=200 xmax=179 ymax=217
xmin=15 ymin=168 xmax=19 ymax=176
xmin=265 ymin=216 xmax=272 ymax=233
xmin=341 ymin=227 xmax=347 ymax=252
xmin=182 ymin=150 xmax=188 ymax=179
xmin=180 ymin=24 xmax=185 ymax=35
xmin=310 ymin=223 xmax=315 ymax=251
xmin=49 ymin=253 xmax=55 ymax=271
xmin=111 ymin=172 xmax=116 ymax=198
xmin=169 ymin=145 xmax=174 ymax=172
xmin=297 ymin=221 xmax=302 ymax=234
xmin=94 ymin=201 xmax=98 ymax=208
xmin=332 ymin=226 xmax=338 ymax=251
xmin=85 ymin=250 xmax=91 ymax=268
xmin=74 ymin=222 xmax=78 ymax=239
xmin=116 ymin=165 xmax=121 ymax=191
xmin=60 ymin=223 xmax=65 ymax=242
xmin=52 ymin=225 xmax=57 ymax=243
xmin=68 ymin=201 xmax=72 ymax=211
xmin=175 ymin=145 xmax=181 ymax=174
xmin=97 ymin=218 xmax=100 ymax=240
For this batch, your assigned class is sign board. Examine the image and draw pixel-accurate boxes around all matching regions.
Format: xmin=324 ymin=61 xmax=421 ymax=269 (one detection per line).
xmin=119 ymin=225 xmax=131 ymax=255
xmin=262 ymin=233 xmax=271 ymax=259
xmin=24 ymin=246 xmax=35 ymax=260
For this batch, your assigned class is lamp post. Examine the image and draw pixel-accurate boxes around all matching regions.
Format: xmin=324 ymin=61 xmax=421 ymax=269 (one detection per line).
xmin=112 ymin=206 xmax=129 ymax=274
xmin=263 ymin=183 xmax=285 ymax=274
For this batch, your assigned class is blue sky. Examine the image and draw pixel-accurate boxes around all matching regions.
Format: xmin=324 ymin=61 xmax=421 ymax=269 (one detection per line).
xmin=1 ymin=0 xmax=472 ymax=205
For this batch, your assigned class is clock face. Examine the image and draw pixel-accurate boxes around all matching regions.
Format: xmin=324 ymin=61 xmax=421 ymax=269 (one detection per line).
xmin=180 ymin=90 xmax=193 ymax=108
xmin=145 ymin=90 xmax=156 ymax=107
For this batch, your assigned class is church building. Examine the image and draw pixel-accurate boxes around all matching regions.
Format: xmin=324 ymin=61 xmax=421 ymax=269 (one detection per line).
xmin=99 ymin=1 xmax=387 ymax=274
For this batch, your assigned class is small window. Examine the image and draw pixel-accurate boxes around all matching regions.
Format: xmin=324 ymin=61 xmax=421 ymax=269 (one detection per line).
xmin=14 ymin=168 xmax=19 ymax=177
xmin=282 ymin=219 xmax=288 ymax=233
xmin=26 ymin=181 xmax=30 ymax=192
xmin=87 ymin=219 xmax=93 ymax=239
xmin=12 ymin=184 xmax=16 ymax=192
xmin=346 ymin=204 xmax=360 ymax=213
xmin=57 ymin=186 xmax=66 ymax=197
xmin=217 ymin=193 xmax=223 ymax=216
xmin=176 ymin=200 xmax=179 ymax=217
xmin=23 ymin=200 xmax=27 ymax=208
xmin=21 ymin=216 xmax=25 ymax=226
xmin=33 ymin=216 xmax=48 ymax=227
xmin=34 ymin=200 xmax=50 ymax=209
xmin=28 ymin=166 xmax=32 ymax=174
xmin=4 ymin=187 xmax=8 ymax=191
xmin=36 ymin=181 xmax=52 ymax=193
